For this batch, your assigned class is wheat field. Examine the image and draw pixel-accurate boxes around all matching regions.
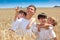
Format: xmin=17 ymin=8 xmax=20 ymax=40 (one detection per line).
xmin=0 ymin=8 xmax=60 ymax=40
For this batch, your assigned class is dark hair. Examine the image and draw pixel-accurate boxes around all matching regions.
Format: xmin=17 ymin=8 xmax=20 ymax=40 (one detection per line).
xmin=27 ymin=5 xmax=36 ymax=11
xmin=19 ymin=10 xmax=27 ymax=16
xmin=38 ymin=13 xmax=47 ymax=19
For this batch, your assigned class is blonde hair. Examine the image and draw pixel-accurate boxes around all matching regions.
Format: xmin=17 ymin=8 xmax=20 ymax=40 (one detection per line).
xmin=48 ymin=17 xmax=57 ymax=26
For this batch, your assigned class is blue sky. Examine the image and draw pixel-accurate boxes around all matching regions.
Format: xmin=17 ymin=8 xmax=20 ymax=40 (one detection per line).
xmin=0 ymin=0 xmax=60 ymax=8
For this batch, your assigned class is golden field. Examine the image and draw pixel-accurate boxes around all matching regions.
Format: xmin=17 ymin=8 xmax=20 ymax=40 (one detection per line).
xmin=0 ymin=8 xmax=60 ymax=40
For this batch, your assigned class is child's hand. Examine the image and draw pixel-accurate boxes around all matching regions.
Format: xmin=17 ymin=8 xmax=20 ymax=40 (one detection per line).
xmin=14 ymin=6 xmax=19 ymax=21
xmin=16 ymin=7 xmax=19 ymax=11
xmin=26 ymin=24 xmax=31 ymax=29
xmin=26 ymin=18 xmax=35 ymax=29
xmin=37 ymin=24 xmax=40 ymax=32
xmin=44 ymin=24 xmax=50 ymax=29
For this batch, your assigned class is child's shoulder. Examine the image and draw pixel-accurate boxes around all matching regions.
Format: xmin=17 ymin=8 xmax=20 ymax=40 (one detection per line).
xmin=45 ymin=23 xmax=53 ymax=27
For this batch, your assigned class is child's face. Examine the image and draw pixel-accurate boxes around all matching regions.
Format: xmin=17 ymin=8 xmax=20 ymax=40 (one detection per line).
xmin=47 ymin=18 xmax=53 ymax=24
xmin=38 ymin=18 xmax=46 ymax=24
xmin=18 ymin=13 xmax=24 ymax=18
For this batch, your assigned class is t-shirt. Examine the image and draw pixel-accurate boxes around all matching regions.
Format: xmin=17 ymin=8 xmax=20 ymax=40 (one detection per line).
xmin=37 ymin=25 xmax=56 ymax=40
xmin=31 ymin=23 xmax=38 ymax=35
xmin=11 ymin=18 xmax=32 ymax=36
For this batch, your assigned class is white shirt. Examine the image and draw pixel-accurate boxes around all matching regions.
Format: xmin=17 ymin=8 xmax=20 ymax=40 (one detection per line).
xmin=37 ymin=25 xmax=56 ymax=40
xmin=11 ymin=18 xmax=32 ymax=36
xmin=31 ymin=23 xmax=38 ymax=35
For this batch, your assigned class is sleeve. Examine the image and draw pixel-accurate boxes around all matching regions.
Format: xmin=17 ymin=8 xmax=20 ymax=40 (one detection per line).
xmin=49 ymin=25 xmax=53 ymax=30
xmin=11 ymin=19 xmax=22 ymax=31
xmin=49 ymin=29 xmax=56 ymax=38
xmin=49 ymin=25 xmax=56 ymax=38
xmin=51 ymin=30 xmax=56 ymax=38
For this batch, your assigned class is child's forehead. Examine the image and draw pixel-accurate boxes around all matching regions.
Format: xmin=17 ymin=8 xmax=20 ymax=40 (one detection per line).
xmin=18 ymin=13 xmax=24 ymax=15
xmin=39 ymin=18 xmax=47 ymax=19
xmin=48 ymin=17 xmax=54 ymax=20
xmin=19 ymin=12 xmax=24 ymax=13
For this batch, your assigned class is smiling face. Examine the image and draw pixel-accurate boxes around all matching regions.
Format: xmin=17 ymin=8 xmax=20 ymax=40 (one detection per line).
xmin=18 ymin=13 xmax=24 ymax=18
xmin=27 ymin=5 xmax=36 ymax=16
xmin=47 ymin=17 xmax=56 ymax=26
xmin=38 ymin=13 xmax=47 ymax=24
xmin=38 ymin=18 xmax=46 ymax=24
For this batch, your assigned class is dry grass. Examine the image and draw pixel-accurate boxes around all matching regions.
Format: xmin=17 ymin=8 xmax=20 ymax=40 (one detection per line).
xmin=0 ymin=8 xmax=60 ymax=40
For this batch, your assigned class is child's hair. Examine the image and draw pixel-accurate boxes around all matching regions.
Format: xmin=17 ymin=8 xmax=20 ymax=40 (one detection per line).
xmin=18 ymin=10 xmax=27 ymax=16
xmin=48 ymin=17 xmax=57 ymax=26
xmin=38 ymin=13 xmax=47 ymax=19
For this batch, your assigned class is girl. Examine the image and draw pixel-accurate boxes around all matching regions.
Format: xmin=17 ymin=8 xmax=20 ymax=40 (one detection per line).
xmin=47 ymin=17 xmax=57 ymax=40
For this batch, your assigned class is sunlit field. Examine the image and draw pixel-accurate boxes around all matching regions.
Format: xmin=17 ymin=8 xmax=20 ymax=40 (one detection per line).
xmin=0 ymin=8 xmax=60 ymax=40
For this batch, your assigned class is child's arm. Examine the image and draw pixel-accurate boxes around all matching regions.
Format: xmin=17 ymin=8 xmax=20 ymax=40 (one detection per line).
xmin=14 ymin=7 xmax=19 ymax=21
xmin=26 ymin=18 xmax=35 ymax=29
xmin=44 ymin=24 xmax=50 ymax=29
xmin=37 ymin=24 xmax=50 ymax=32
xmin=40 ymin=24 xmax=50 ymax=29
xmin=36 ymin=24 xmax=40 ymax=32
xmin=26 ymin=24 xmax=30 ymax=29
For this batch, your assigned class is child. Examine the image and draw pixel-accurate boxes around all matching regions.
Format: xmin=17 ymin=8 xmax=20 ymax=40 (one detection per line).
xmin=10 ymin=10 xmax=27 ymax=32
xmin=14 ymin=7 xmax=27 ymax=21
xmin=47 ymin=17 xmax=57 ymax=40
xmin=37 ymin=13 xmax=47 ymax=32
xmin=47 ymin=17 xmax=57 ymax=27
xmin=37 ymin=13 xmax=57 ymax=40
xmin=15 ymin=10 xmax=27 ymax=20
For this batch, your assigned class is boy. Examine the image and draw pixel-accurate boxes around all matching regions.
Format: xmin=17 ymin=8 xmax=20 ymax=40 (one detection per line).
xmin=15 ymin=10 xmax=27 ymax=20
xmin=10 ymin=10 xmax=27 ymax=32
xmin=37 ymin=13 xmax=57 ymax=40
xmin=14 ymin=9 xmax=27 ymax=21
